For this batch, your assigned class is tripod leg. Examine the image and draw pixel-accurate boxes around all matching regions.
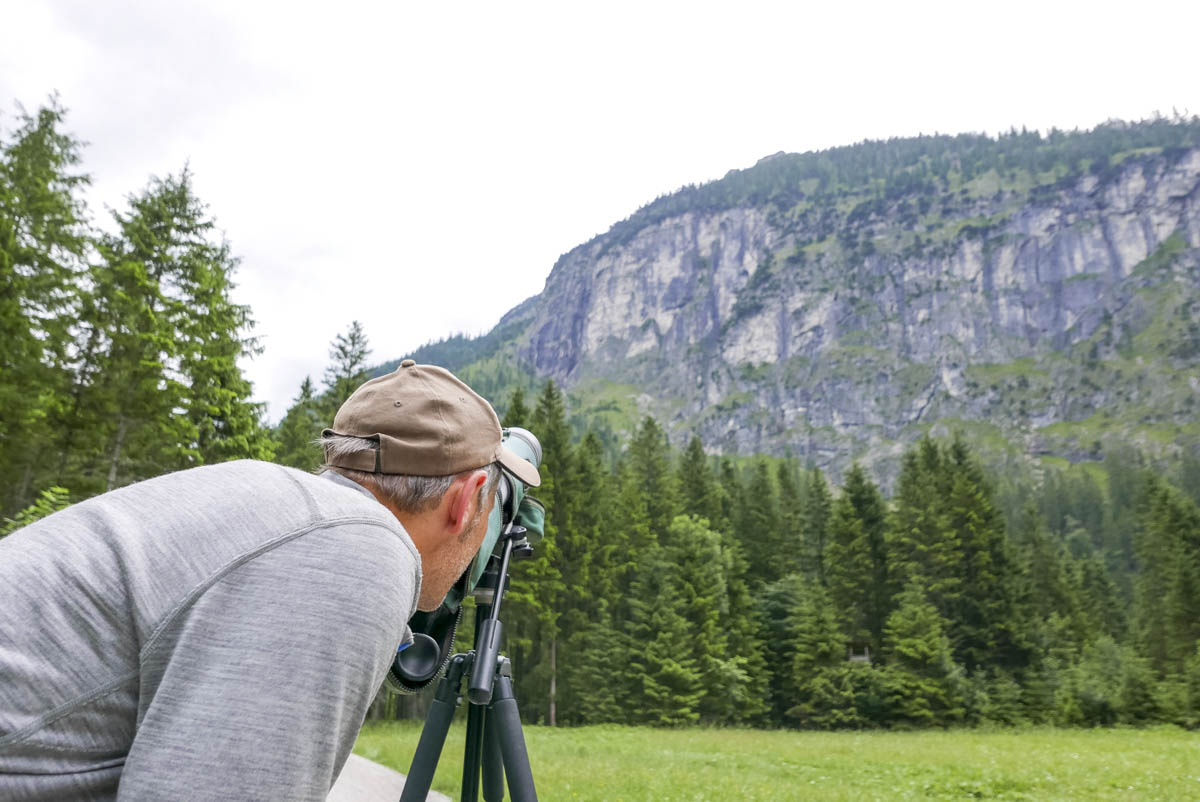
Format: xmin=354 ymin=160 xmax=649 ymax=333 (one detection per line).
xmin=400 ymin=664 xmax=464 ymax=802
xmin=461 ymin=700 xmax=486 ymax=802
xmin=489 ymin=674 xmax=537 ymax=802
xmin=481 ymin=706 xmax=505 ymax=801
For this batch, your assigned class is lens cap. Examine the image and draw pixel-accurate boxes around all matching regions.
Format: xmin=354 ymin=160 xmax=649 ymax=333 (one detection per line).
xmin=393 ymin=632 xmax=441 ymax=683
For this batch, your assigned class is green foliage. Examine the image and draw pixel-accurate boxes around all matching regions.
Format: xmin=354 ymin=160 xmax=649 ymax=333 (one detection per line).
xmin=0 ymin=101 xmax=273 ymax=518
xmin=322 ymin=320 xmax=372 ymax=418
xmin=273 ymin=376 xmax=324 ymax=471
xmin=501 ymin=384 xmax=530 ymax=428
xmin=594 ymin=115 xmax=1200 ymax=254
xmin=826 ymin=464 xmax=890 ymax=648
xmin=881 ymin=585 xmax=966 ymax=727
xmin=0 ymin=99 xmax=89 ymax=513
xmin=0 ymin=486 xmax=71 ymax=537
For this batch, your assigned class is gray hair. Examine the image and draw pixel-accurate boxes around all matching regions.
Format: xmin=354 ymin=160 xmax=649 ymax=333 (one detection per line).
xmin=319 ymin=434 xmax=501 ymax=514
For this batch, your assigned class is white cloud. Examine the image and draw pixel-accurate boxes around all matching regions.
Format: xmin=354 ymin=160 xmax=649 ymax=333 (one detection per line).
xmin=2 ymin=0 xmax=1197 ymax=419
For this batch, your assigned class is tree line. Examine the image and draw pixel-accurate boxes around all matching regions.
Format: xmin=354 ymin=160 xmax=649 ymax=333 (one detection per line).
xmin=435 ymin=383 xmax=1200 ymax=730
xmin=5 ymin=99 xmax=1199 ymax=730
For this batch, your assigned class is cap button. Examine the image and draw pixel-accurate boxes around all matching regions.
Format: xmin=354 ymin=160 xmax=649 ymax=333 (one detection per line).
xmin=400 ymin=359 xmax=416 ymax=368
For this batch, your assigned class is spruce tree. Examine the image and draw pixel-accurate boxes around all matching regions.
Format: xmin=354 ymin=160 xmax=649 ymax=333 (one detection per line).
xmin=1133 ymin=479 xmax=1200 ymax=676
xmin=677 ymin=435 xmax=721 ymax=524
xmin=629 ymin=417 xmax=679 ymax=543
xmin=274 ymin=377 xmax=325 ymax=470
xmin=77 ymin=170 xmax=272 ymax=489
xmin=665 ymin=515 xmax=735 ymax=723
xmin=802 ymin=467 xmax=832 ymax=585
xmin=624 ymin=520 xmax=703 ymax=726
xmin=826 ymin=464 xmax=890 ymax=649
xmin=776 ymin=461 xmax=805 ymax=576
xmin=0 ymin=100 xmax=89 ymax=513
xmin=789 ymin=583 xmax=862 ymax=728
xmin=880 ymin=585 xmax=965 ymax=727
xmin=321 ymin=320 xmax=371 ymax=417
xmin=739 ymin=460 xmax=782 ymax=586
xmin=508 ymin=380 xmax=569 ymax=723
xmin=557 ymin=432 xmax=620 ymax=724
xmin=501 ymin=384 xmax=530 ymax=429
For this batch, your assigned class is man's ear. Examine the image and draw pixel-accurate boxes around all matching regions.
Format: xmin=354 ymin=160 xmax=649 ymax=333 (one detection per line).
xmin=446 ymin=469 xmax=488 ymax=535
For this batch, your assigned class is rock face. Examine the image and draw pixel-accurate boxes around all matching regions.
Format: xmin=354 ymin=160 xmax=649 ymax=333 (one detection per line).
xmin=508 ymin=142 xmax=1200 ymax=479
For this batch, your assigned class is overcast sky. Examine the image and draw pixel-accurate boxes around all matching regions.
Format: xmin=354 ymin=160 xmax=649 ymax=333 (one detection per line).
xmin=3 ymin=0 xmax=1198 ymax=420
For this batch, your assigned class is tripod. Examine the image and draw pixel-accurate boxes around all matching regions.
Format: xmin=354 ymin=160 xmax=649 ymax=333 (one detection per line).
xmin=399 ymin=533 xmax=537 ymax=802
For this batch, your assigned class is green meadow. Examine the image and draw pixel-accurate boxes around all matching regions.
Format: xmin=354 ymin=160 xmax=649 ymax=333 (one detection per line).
xmin=354 ymin=722 xmax=1199 ymax=801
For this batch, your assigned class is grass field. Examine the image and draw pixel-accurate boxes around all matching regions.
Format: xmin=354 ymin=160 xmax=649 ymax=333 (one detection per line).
xmin=354 ymin=722 xmax=1199 ymax=801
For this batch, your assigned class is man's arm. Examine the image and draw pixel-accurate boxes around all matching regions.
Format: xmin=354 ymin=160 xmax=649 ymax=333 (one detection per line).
xmin=118 ymin=521 xmax=418 ymax=802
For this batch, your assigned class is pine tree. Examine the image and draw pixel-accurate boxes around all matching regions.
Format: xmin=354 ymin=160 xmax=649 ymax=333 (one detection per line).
xmin=627 ymin=538 xmax=703 ymax=726
xmin=0 ymin=100 xmax=89 ymax=514
xmin=507 ymin=380 xmax=568 ymax=723
xmin=826 ymin=463 xmax=890 ymax=649
xmin=663 ymin=515 xmax=738 ymax=723
xmin=501 ymin=384 xmax=530 ymax=429
xmin=943 ymin=437 xmax=1030 ymax=671
xmin=73 ymin=170 xmax=272 ymax=489
xmin=556 ymin=431 xmax=620 ymax=724
xmin=788 ymin=583 xmax=862 ymax=728
xmin=776 ymin=461 xmax=805 ymax=576
xmin=1133 ymin=478 xmax=1200 ymax=676
xmin=759 ymin=573 xmax=807 ymax=725
xmin=629 ymin=417 xmax=679 ymax=543
xmin=322 ymin=320 xmax=372 ymax=417
xmin=738 ymin=460 xmax=782 ymax=586
xmin=802 ymin=467 xmax=832 ymax=585
xmin=274 ymin=377 xmax=325 ymax=470
xmin=677 ymin=435 xmax=721 ymax=524
xmin=880 ymin=585 xmax=965 ymax=727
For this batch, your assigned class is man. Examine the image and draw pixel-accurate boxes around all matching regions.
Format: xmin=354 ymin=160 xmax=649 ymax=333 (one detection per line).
xmin=0 ymin=360 xmax=538 ymax=801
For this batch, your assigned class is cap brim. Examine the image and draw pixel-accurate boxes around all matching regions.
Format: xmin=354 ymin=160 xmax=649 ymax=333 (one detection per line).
xmin=498 ymin=445 xmax=541 ymax=487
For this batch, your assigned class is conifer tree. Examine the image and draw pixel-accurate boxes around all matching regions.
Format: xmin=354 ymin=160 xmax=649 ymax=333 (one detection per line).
xmin=0 ymin=100 xmax=89 ymax=513
xmin=274 ymin=377 xmax=324 ymax=470
xmin=1015 ymin=504 xmax=1082 ymax=634
xmin=788 ymin=583 xmax=863 ymax=728
xmin=802 ymin=467 xmax=832 ymax=585
xmin=942 ymin=437 xmax=1030 ymax=671
xmin=1133 ymin=479 xmax=1200 ymax=676
xmin=321 ymin=321 xmax=371 ymax=417
xmin=664 ymin=515 xmax=736 ymax=723
xmin=629 ymin=417 xmax=679 ymax=543
xmin=880 ymin=585 xmax=965 ymax=726
xmin=776 ymin=461 xmax=805 ymax=576
xmin=759 ymin=573 xmax=807 ymax=724
xmin=557 ymin=432 xmax=620 ymax=723
xmin=501 ymin=384 xmax=530 ymax=429
xmin=77 ymin=170 xmax=271 ymax=489
xmin=508 ymin=380 xmax=569 ymax=723
xmin=826 ymin=463 xmax=890 ymax=648
xmin=739 ymin=460 xmax=782 ymax=586
xmin=678 ymin=440 xmax=770 ymax=724
xmin=677 ymin=435 xmax=721 ymax=524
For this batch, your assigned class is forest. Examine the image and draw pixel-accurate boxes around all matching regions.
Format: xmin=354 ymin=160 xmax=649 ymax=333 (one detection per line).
xmin=3 ymin=100 xmax=1199 ymax=731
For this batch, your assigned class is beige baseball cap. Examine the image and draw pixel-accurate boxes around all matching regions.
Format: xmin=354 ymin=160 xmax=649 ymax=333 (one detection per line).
xmin=322 ymin=360 xmax=541 ymax=487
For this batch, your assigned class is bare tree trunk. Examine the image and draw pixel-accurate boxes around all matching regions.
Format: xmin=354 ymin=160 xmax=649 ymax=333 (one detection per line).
xmin=13 ymin=461 xmax=34 ymax=511
xmin=106 ymin=416 xmax=128 ymax=491
xmin=548 ymin=636 xmax=557 ymax=727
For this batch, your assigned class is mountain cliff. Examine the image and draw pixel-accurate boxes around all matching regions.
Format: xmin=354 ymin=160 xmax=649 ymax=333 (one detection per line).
xmin=395 ymin=120 xmax=1200 ymax=480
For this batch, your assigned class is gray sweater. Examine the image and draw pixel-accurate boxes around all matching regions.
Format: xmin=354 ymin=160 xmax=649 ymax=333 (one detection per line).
xmin=0 ymin=461 xmax=421 ymax=801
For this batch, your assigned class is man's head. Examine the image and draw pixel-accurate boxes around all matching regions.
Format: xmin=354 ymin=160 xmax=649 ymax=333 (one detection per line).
xmin=319 ymin=360 xmax=540 ymax=610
